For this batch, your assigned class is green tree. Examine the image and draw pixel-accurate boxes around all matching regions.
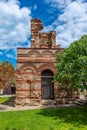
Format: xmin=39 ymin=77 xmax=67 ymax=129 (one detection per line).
xmin=55 ymin=35 xmax=87 ymax=90
xmin=0 ymin=61 xmax=16 ymax=89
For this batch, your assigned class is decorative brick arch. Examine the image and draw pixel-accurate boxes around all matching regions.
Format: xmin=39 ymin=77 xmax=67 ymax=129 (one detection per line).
xmin=19 ymin=63 xmax=37 ymax=75
xmin=38 ymin=63 xmax=56 ymax=76
xmin=41 ymin=50 xmax=55 ymax=57
xmin=27 ymin=50 xmax=41 ymax=57
xmin=55 ymin=49 xmax=63 ymax=56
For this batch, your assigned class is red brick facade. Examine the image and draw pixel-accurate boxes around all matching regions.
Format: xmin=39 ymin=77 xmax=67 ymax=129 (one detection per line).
xmin=16 ymin=19 xmax=63 ymax=106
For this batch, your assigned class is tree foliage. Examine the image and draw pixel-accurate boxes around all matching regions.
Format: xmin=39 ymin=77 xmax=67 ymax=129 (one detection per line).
xmin=0 ymin=61 xmax=16 ymax=89
xmin=55 ymin=35 xmax=87 ymax=90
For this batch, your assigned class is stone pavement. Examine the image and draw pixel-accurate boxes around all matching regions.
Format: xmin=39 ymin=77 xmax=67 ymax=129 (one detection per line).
xmin=0 ymin=103 xmax=77 ymax=112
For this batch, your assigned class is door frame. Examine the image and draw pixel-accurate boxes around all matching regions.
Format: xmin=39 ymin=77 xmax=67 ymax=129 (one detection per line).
xmin=41 ymin=70 xmax=54 ymax=99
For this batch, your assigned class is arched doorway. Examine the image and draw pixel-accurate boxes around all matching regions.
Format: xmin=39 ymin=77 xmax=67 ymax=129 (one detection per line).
xmin=41 ymin=70 xmax=54 ymax=99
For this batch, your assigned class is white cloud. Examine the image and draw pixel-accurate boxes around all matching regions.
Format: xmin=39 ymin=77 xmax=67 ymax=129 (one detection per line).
xmin=34 ymin=4 xmax=37 ymax=10
xmin=44 ymin=0 xmax=87 ymax=48
xmin=45 ymin=0 xmax=72 ymax=9
xmin=0 ymin=0 xmax=31 ymax=49
xmin=45 ymin=0 xmax=86 ymax=9
xmin=6 ymin=53 xmax=16 ymax=59
xmin=0 ymin=51 xmax=3 ymax=55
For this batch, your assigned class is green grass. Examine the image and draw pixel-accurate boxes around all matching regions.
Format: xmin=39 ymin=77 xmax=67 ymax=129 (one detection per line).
xmin=0 ymin=106 xmax=87 ymax=130
xmin=0 ymin=97 xmax=10 ymax=104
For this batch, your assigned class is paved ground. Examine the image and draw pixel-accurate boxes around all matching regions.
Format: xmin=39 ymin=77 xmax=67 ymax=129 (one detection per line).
xmin=0 ymin=95 xmax=77 ymax=112
xmin=0 ymin=103 xmax=77 ymax=112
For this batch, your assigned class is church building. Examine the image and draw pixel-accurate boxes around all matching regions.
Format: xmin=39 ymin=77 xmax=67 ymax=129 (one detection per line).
xmin=16 ymin=19 xmax=63 ymax=106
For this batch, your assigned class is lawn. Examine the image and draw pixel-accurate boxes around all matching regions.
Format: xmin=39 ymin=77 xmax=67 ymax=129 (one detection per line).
xmin=0 ymin=106 xmax=87 ymax=130
xmin=0 ymin=97 xmax=10 ymax=104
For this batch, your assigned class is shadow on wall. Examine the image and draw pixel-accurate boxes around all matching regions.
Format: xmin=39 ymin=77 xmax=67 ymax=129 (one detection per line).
xmin=2 ymin=97 xmax=15 ymax=107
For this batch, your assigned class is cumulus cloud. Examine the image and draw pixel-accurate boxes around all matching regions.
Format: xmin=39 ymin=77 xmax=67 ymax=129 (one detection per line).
xmin=44 ymin=0 xmax=87 ymax=48
xmin=56 ymin=1 xmax=87 ymax=47
xmin=45 ymin=0 xmax=85 ymax=9
xmin=0 ymin=0 xmax=31 ymax=49
xmin=45 ymin=0 xmax=72 ymax=9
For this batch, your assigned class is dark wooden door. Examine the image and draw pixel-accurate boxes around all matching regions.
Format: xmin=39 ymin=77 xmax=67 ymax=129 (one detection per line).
xmin=41 ymin=70 xmax=54 ymax=99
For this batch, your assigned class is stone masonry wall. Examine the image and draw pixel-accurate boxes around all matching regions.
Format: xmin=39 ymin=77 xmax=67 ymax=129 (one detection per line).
xmin=31 ymin=19 xmax=56 ymax=48
xmin=16 ymin=18 xmax=63 ymax=106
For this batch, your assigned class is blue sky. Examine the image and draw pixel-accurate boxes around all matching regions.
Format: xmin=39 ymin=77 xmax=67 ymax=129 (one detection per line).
xmin=0 ymin=0 xmax=87 ymax=68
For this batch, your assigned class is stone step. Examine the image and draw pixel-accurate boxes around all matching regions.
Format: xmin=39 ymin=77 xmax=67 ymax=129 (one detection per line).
xmin=77 ymin=99 xmax=86 ymax=102
xmin=41 ymin=100 xmax=55 ymax=105
xmin=75 ymin=99 xmax=87 ymax=106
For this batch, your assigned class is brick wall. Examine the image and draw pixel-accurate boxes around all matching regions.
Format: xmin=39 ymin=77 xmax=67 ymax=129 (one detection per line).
xmin=31 ymin=19 xmax=56 ymax=48
xmin=16 ymin=18 xmax=63 ymax=106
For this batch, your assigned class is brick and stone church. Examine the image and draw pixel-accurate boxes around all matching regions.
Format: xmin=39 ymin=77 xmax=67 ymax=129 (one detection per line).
xmin=16 ymin=18 xmax=63 ymax=106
